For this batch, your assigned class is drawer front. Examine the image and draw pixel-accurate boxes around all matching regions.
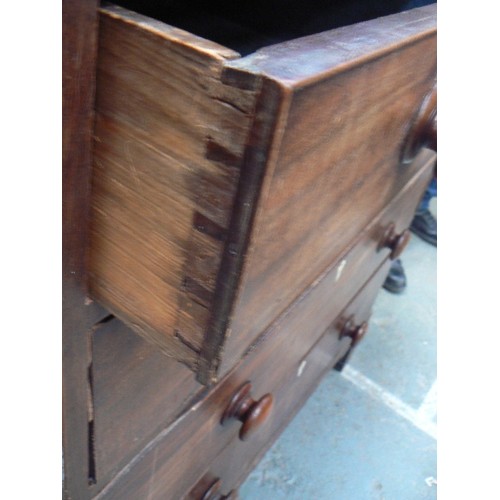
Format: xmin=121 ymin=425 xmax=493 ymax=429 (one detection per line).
xmin=292 ymin=150 xmax=435 ymax=343
xmin=94 ymin=250 xmax=391 ymax=499
xmin=218 ymin=6 xmax=437 ymax=379
xmin=92 ymin=305 xmax=346 ymax=499
xmin=219 ymin=148 xmax=436 ymax=377
xmin=190 ymin=260 xmax=392 ymax=499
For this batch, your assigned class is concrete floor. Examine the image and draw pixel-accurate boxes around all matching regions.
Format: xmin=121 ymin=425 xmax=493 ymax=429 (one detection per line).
xmin=240 ymin=202 xmax=437 ymax=500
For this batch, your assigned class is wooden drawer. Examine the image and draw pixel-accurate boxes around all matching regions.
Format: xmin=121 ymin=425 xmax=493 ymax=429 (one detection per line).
xmin=91 ymin=241 xmax=391 ymax=498
xmin=189 ymin=259 xmax=393 ymax=500
xmin=90 ymin=2 xmax=437 ymax=384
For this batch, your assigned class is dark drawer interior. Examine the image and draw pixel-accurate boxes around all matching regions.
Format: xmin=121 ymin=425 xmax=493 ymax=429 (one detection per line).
xmin=111 ymin=0 xmax=435 ymax=55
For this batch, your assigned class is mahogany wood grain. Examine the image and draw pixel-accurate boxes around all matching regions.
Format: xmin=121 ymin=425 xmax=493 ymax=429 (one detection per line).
xmin=90 ymin=5 xmax=258 ymax=371
xmin=230 ymin=152 xmax=434 ymax=372
xmin=62 ymin=0 xmax=99 ymax=288
xmin=219 ymin=5 xmax=437 ymax=380
xmin=63 ymin=289 xmax=110 ymax=500
xmin=197 ymin=77 xmax=285 ymax=384
xmin=88 ymin=4 xmax=436 ymax=385
xmin=218 ymin=149 xmax=435 ymax=379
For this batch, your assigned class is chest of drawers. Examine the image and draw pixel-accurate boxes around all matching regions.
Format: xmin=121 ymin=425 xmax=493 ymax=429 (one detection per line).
xmin=63 ymin=1 xmax=436 ymax=498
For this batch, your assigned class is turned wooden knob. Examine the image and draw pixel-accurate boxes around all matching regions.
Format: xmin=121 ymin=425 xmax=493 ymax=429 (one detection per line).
xmin=402 ymin=85 xmax=437 ymax=163
xmin=201 ymin=479 xmax=236 ymax=500
xmin=379 ymin=223 xmax=411 ymax=260
xmin=341 ymin=316 xmax=369 ymax=347
xmin=221 ymin=382 xmax=273 ymax=441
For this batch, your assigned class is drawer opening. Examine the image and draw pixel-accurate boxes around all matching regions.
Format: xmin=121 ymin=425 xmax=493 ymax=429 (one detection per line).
xmin=111 ymin=0 xmax=435 ymax=55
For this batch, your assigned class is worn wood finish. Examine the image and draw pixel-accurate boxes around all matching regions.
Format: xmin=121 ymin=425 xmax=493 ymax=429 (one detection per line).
xmin=88 ymin=4 xmax=436 ymax=384
xmin=87 ymin=158 xmax=432 ymax=493
xmin=215 ymin=149 xmax=434 ymax=379
xmin=235 ymin=150 xmax=434 ymax=364
xmin=184 ymin=260 xmax=393 ymax=497
xmin=62 ymin=0 xmax=110 ymax=498
xmin=90 ymin=212 xmax=398 ymax=499
xmin=90 ymin=318 xmax=203 ymax=488
xmin=197 ymin=77 xmax=286 ymax=383
xmin=90 ymin=5 xmax=257 ymax=370
xmin=63 ymin=289 xmax=110 ymax=499
xmin=65 ymin=3 xmax=437 ymax=498
xmin=217 ymin=5 xmax=437 ymax=379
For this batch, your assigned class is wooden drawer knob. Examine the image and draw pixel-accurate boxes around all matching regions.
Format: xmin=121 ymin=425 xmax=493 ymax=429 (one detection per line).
xmin=379 ymin=223 xmax=411 ymax=260
xmin=340 ymin=316 xmax=369 ymax=347
xmin=201 ymin=479 xmax=236 ymax=500
xmin=402 ymin=85 xmax=437 ymax=163
xmin=221 ymin=381 xmax=273 ymax=441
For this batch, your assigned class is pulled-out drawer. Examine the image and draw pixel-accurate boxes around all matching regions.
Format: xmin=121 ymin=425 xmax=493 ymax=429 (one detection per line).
xmin=90 ymin=2 xmax=436 ymax=384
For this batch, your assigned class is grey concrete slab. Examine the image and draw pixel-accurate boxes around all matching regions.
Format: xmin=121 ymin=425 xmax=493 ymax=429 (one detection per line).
xmin=240 ymin=372 xmax=437 ymax=500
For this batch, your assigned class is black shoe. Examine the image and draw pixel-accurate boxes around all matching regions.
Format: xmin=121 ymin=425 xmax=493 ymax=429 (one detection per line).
xmin=383 ymin=259 xmax=407 ymax=294
xmin=410 ymin=209 xmax=437 ymax=246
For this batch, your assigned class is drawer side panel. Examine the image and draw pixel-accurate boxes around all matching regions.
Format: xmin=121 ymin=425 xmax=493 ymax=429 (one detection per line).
xmin=89 ymin=7 xmax=257 ymax=371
